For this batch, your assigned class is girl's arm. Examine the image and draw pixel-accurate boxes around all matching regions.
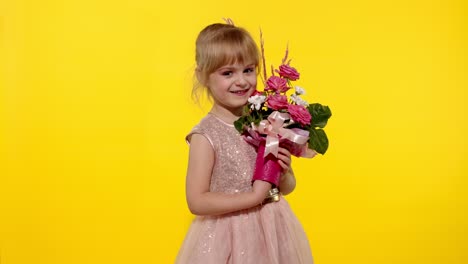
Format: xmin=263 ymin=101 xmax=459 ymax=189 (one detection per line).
xmin=278 ymin=167 xmax=296 ymax=195
xmin=185 ymin=134 xmax=271 ymax=216
xmin=277 ymin=147 xmax=296 ymax=195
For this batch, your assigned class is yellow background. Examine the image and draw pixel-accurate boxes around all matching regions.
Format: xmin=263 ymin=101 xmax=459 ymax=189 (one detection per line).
xmin=1 ymin=0 xmax=467 ymax=263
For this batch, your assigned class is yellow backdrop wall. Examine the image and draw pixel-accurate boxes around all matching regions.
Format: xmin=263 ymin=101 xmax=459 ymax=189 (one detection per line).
xmin=1 ymin=0 xmax=467 ymax=263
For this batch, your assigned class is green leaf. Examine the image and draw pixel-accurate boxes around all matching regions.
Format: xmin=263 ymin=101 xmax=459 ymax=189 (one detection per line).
xmin=308 ymin=103 xmax=332 ymax=128
xmin=234 ymin=116 xmax=246 ymax=133
xmin=308 ymin=128 xmax=329 ymax=154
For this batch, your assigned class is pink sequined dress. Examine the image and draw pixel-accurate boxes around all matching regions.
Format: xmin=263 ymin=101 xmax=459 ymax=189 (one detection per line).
xmin=175 ymin=113 xmax=313 ymax=264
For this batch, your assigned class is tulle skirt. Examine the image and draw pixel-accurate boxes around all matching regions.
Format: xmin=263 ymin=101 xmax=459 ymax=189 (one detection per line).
xmin=175 ymin=197 xmax=313 ymax=264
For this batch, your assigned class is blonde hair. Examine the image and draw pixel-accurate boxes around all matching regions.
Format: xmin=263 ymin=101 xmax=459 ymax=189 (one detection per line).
xmin=192 ymin=23 xmax=260 ymax=103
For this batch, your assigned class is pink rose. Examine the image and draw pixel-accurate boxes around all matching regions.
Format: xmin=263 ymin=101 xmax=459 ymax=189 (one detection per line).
xmin=288 ymin=104 xmax=311 ymax=126
xmin=267 ymin=94 xmax=289 ymax=110
xmin=277 ymin=64 xmax=300 ymax=81
xmin=265 ymin=76 xmax=289 ymax=93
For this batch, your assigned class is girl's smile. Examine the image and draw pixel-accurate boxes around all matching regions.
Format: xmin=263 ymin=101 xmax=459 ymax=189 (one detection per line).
xmin=230 ymin=89 xmax=250 ymax=96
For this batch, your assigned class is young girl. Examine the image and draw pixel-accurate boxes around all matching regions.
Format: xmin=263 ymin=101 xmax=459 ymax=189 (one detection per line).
xmin=175 ymin=22 xmax=313 ymax=264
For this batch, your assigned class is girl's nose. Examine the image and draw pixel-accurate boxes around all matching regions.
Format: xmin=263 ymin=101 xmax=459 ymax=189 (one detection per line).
xmin=235 ymin=75 xmax=248 ymax=86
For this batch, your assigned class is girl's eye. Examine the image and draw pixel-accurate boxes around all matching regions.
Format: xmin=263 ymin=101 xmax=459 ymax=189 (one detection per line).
xmin=222 ymin=71 xmax=233 ymax=76
xmin=244 ymin=68 xmax=255 ymax=73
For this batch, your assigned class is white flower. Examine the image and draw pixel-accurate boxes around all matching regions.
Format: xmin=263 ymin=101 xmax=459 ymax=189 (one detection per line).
xmin=248 ymin=95 xmax=266 ymax=110
xmin=290 ymin=94 xmax=309 ymax=106
xmin=294 ymin=86 xmax=306 ymax=95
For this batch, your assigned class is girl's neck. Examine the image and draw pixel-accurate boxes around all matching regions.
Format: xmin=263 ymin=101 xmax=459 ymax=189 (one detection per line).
xmin=209 ymin=105 xmax=243 ymax=124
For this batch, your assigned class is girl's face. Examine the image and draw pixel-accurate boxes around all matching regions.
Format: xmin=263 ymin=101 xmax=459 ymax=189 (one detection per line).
xmin=206 ymin=62 xmax=257 ymax=114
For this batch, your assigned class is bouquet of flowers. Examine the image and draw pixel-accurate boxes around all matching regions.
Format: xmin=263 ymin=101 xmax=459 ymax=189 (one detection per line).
xmin=234 ymin=35 xmax=332 ymax=187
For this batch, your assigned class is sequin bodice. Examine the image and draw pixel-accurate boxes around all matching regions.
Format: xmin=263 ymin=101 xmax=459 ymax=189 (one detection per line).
xmin=186 ymin=114 xmax=257 ymax=194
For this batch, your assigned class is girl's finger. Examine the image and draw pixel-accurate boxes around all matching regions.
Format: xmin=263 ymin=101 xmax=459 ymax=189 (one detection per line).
xmin=278 ymin=159 xmax=289 ymax=172
xmin=277 ymin=153 xmax=291 ymax=166
xmin=278 ymin=147 xmax=291 ymax=157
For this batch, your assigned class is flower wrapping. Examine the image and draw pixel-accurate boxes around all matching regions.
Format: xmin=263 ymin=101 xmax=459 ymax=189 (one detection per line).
xmin=253 ymin=141 xmax=282 ymax=187
xmin=244 ymin=125 xmax=316 ymax=187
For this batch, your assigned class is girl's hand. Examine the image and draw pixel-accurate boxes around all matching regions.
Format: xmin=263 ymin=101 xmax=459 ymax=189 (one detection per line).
xmin=277 ymin=147 xmax=292 ymax=173
xmin=252 ymin=180 xmax=272 ymax=203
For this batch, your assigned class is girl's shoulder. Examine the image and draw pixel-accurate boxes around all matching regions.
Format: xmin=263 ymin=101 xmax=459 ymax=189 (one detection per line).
xmin=185 ymin=114 xmax=220 ymax=146
xmin=189 ymin=114 xmax=218 ymax=133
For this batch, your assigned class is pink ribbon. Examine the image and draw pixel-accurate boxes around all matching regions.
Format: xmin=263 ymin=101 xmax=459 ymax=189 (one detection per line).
xmin=253 ymin=111 xmax=310 ymax=158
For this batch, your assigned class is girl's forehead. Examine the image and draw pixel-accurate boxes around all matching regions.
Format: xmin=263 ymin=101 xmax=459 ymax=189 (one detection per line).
xmin=218 ymin=62 xmax=255 ymax=69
